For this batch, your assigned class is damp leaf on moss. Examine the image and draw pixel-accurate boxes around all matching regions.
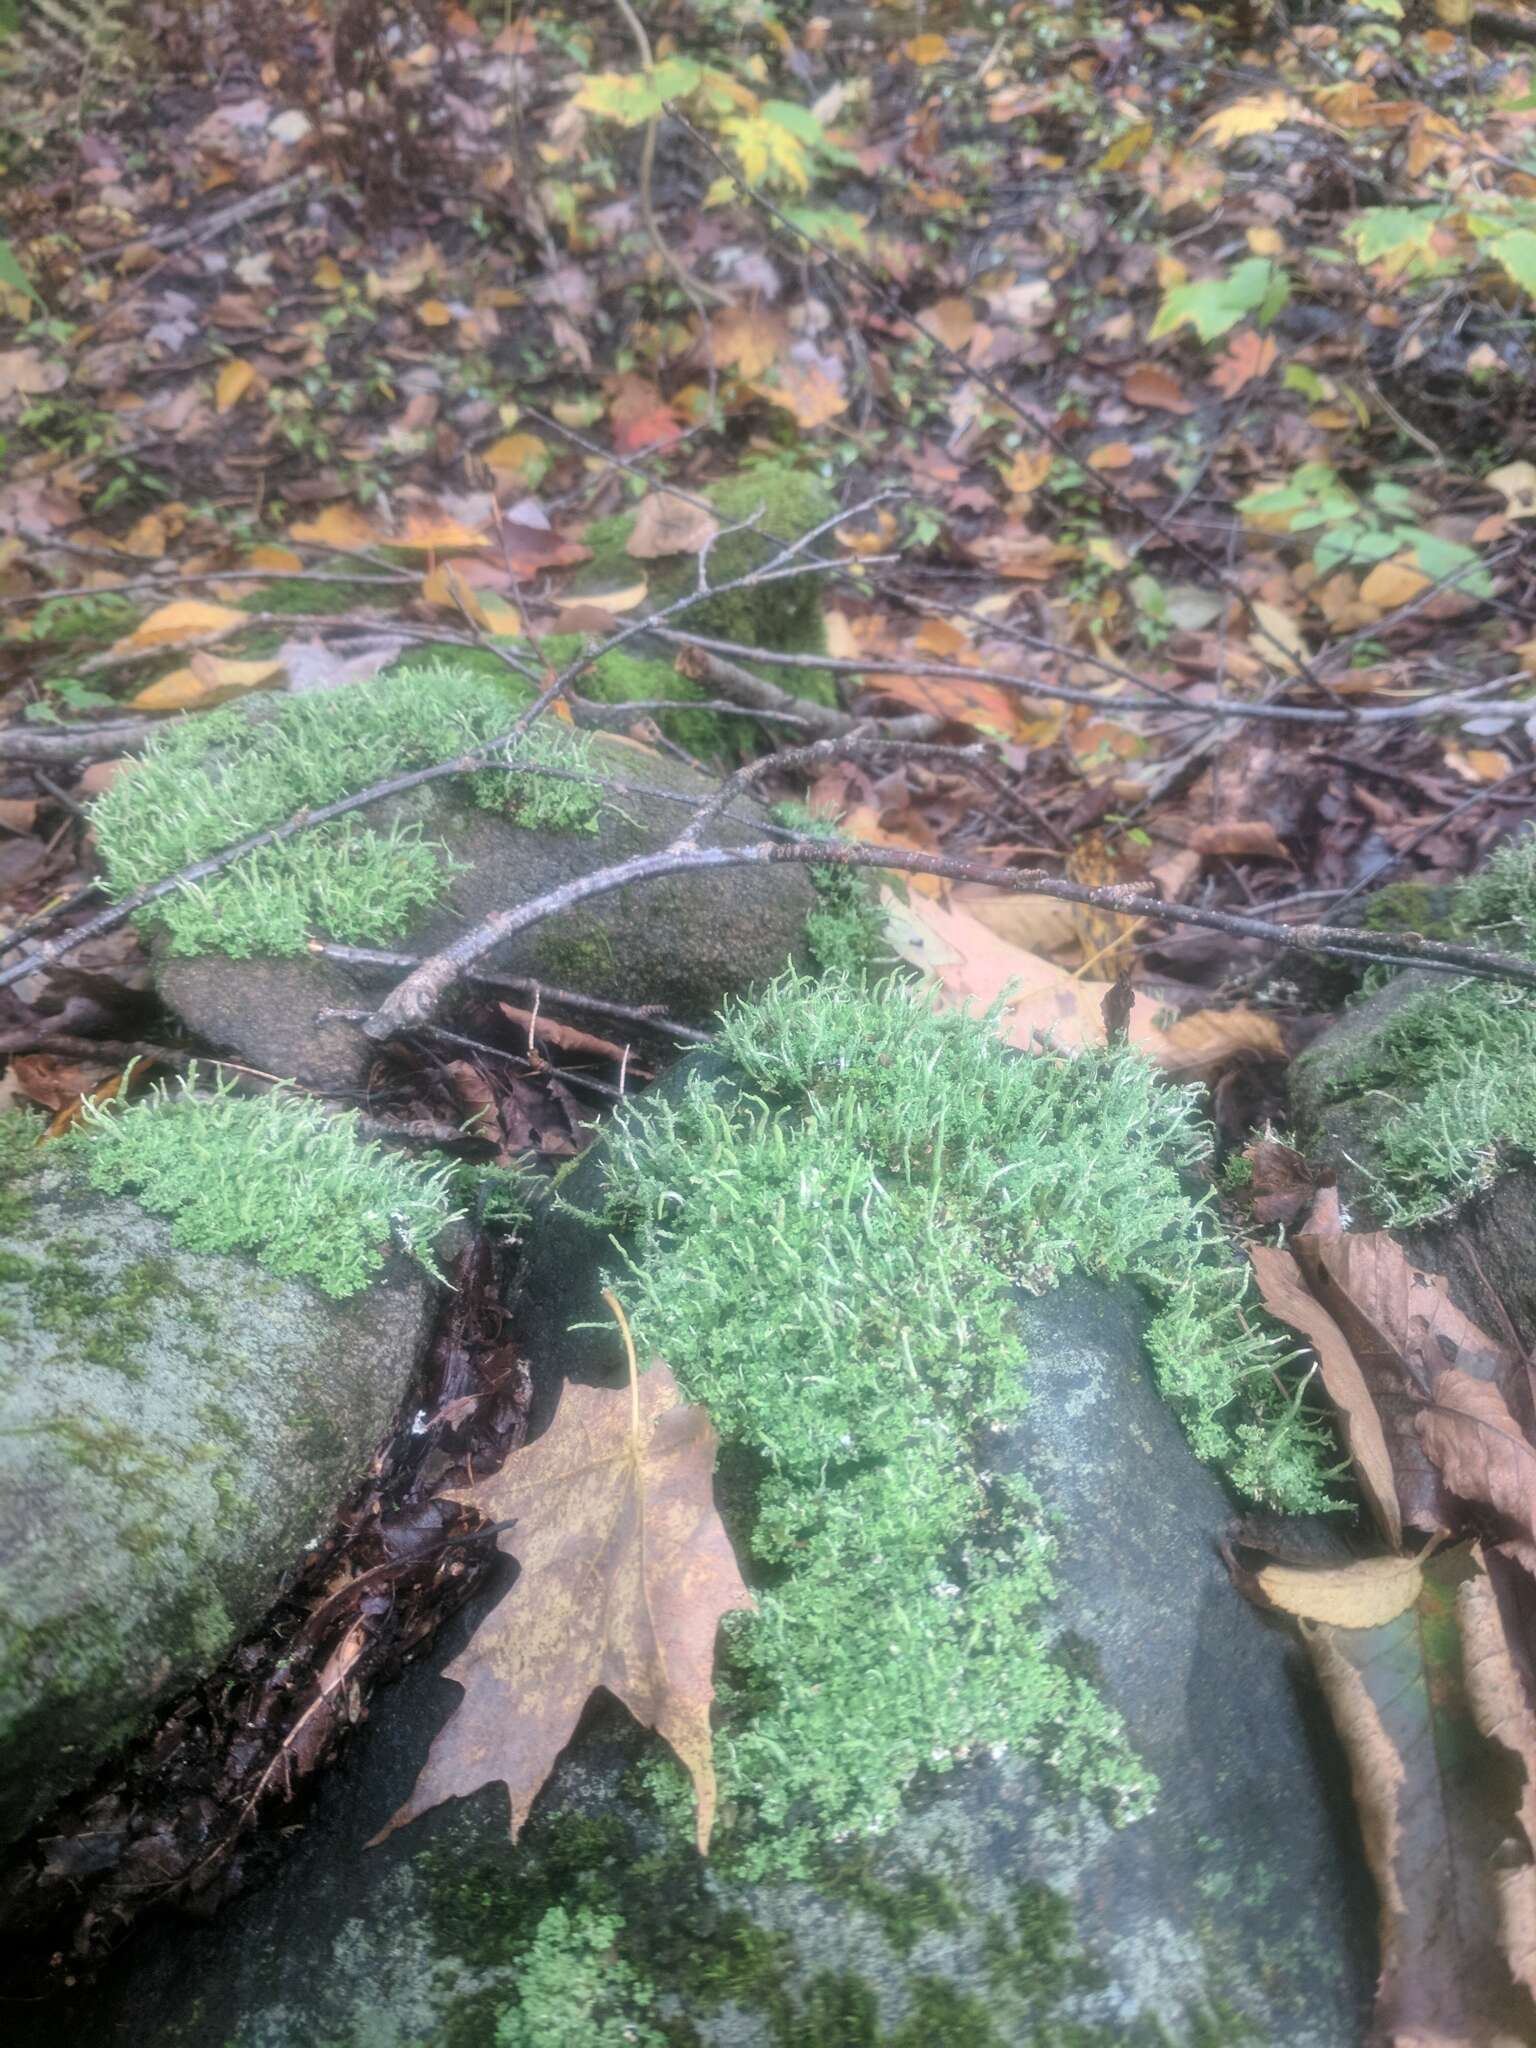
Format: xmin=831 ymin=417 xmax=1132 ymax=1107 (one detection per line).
xmin=574 ymin=973 xmax=1338 ymax=1876
xmin=76 ymin=1070 xmax=458 ymax=1297
xmin=89 ymin=661 xmax=603 ymax=957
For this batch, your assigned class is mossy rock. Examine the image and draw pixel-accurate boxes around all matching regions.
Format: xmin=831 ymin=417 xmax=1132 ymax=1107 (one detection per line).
xmin=1290 ymin=831 xmax=1536 ymax=1344
xmin=567 ymin=461 xmax=841 ymax=755
xmin=86 ymin=664 xmax=820 ymax=1090
xmin=0 ymin=1111 xmax=436 ymax=1847
xmin=28 ymin=989 xmax=1373 ymax=2046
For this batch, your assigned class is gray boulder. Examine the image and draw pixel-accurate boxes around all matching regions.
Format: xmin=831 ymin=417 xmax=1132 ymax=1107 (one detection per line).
xmin=0 ymin=1147 xmax=434 ymax=1847
xmin=155 ymin=742 xmax=815 ymax=1093
xmin=23 ymin=1261 xmax=1374 ymax=2041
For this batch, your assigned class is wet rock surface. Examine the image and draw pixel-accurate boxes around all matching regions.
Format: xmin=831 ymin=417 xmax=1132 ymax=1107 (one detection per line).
xmin=0 ymin=1154 xmax=434 ymax=1847
xmin=155 ymin=741 xmax=816 ymax=1092
xmin=23 ymin=1272 xmax=1374 ymax=2046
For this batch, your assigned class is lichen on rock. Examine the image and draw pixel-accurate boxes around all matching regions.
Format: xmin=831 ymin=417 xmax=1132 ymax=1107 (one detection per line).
xmin=0 ymin=1092 xmax=439 ymax=1844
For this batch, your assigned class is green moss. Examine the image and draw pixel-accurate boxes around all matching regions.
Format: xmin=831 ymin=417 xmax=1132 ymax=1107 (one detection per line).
xmin=773 ymin=802 xmax=891 ymax=977
xmin=571 ymin=974 xmax=1336 ymax=1878
xmin=89 ymin=661 xmax=602 ymax=957
xmin=1358 ymin=879 xmax=1460 ymax=943
xmin=576 ymin=460 xmax=840 ymax=756
xmin=6 ymin=1243 xmax=188 ymax=1375
xmin=242 ymin=576 xmax=395 ymax=617
xmin=492 ymin=1905 xmax=665 ymax=2048
xmin=1309 ymin=829 xmax=1536 ymax=1222
xmin=73 ymin=1070 xmax=457 ymax=1297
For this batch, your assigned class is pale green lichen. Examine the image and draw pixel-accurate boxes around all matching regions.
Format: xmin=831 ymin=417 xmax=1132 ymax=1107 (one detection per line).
xmin=90 ymin=663 xmax=602 ymax=957
xmin=1311 ymin=829 xmax=1536 ymax=1223
xmin=575 ymin=974 xmax=1337 ymax=1877
xmin=76 ymin=1072 xmax=457 ymax=1297
xmin=773 ymin=801 xmax=891 ymax=977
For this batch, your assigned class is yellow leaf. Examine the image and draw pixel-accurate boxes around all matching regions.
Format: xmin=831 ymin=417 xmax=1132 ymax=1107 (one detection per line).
xmin=1095 ymin=121 xmax=1153 ymax=174
xmin=288 ymin=504 xmax=383 ymax=550
xmin=1445 ymin=745 xmax=1512 ymax=784
xmin=216 ymin=358 xmax=256 ymax=412
xmin=1156 ymin=250 xmax=1188 ymax=290
xmin=1487 ymin=461 xmax=1536 ymax=522
xmin=421 ymin=563 xmax=523 ymax=636
xmin=114 ymin=600 xmax=248 ymax=653
xmin=836 ymin=508 xmax=898 ymax=556
xmin=1193 ymin=93 xmax=1301 ymax=150
xmin=722 ymin=112 xmax=811 ymax=191
xmin=1257 ymin=1555 xmax=1424 ymax=1630
xmin=1359 ymin=558 xmax=1430 ymax=608
xmin=562 ymin=579 xmax=647 ymax=616
xmin=132 ymin=653 xmax=282 ymax=712
xmin=1514 ymin=636 xmax=1536 ymax=678
xmin=246 ymin=544 xmax=304 ymax=572
xmin=417 ymin=298 xmax=454 ymax=327
xmin=391 ymin=513 xmax=491 ymax=553
xmin=1004 ymin=447 xmax=1053 ymax=496
xmin=1249 ymin=600 xmax=1310 ymax=674
xmin=903 ymin=33 xmax=951 ymax=64
xmin=483 ymin=431 xmax=549 ymax=479
xmin=1434 ymin=0 xmax=1471 ymax=20
xmin=313 ymin=256 xmax=344 ymax=289
xmin=1246 ymin=225 xmax=1285 ymax=256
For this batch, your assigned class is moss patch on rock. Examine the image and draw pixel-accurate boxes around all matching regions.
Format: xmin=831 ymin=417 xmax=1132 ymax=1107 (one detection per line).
xmin=1295 ymin=829 xmax=1536 ymax=1223
xmin=572 ymin=459 xmax=840 ymax=755
xmin=559 ymin=975 xmax=1337 ymax=1879
xmin=77 ymin=1072 xmax=457 ymax=1296
xmin=90 ymin=662 xmax=601 ymax=958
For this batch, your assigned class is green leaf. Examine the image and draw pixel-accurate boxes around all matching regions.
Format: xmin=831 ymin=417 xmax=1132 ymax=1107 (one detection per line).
xmin=1149 ymin=258 xmax=1285 ymax=344
xmin=1484 ymin=228 xmax=1536 ymax=297
xmin=1345 ymin=208 xmax=1442 ymax=271
xmin=0 ymin=237 xmax=39 ymax=307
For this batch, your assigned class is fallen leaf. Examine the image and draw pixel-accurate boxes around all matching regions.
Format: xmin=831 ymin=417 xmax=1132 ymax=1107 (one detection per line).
xmin=1418 ymin=1370 xmax=1536 ymax=1572
xmin=1249 ymin=599 xmax=1310 ymax=674
xmin=498 ymin=1002 xmax=631 ymax=1067
xmin=607 ymin=373 xmax=684 ymax=454
xmin=1190 ymin=820 xmax=1291 ymax=860
xmin=903 ymin=33 xmax=951 ymax=64
xmin=112 ymin=600 xmax=248 ymax=652
xmin=482 ymin=432 xmax=550 ymax=482
xmin=417 ymin=297 xmax=454 ymax=327
xmin=288 ymin=504 xmax=383 ymax=550
xmin=0 ymin=347 xmax=67 ymax=403
xmin=1208 ymin=329 xmax=1276 ymax=396
xmin=923 ymin=296 xmax=976 ymax=351
xmin=375 ymin=1349 xmax=752 ymax=1855
xmin=1444 ymin=745 xmax=1512 ymax=785
xmin=0 ymin=796 xmax=38 ymax=833
xmin=215 ymin=358 xmax=256 ymax=412
xmin=1087 ymin=441 xmax=1136 ymax=471
xmin=1155 ymin=1007 xmax=1285 ymax=1070
xmin=1122 ymin=364 xmax=1193 ymax=413
xmin=1003 ymin=446 xmax=1054 ymax=495
xmin=392 ymin=513 xmax=491 ymax=554
xmin=1359 ymin=557 xmax=1430 ymax=609
xmin=1306 ymin=1546 xmax=1536 ymax=2044
xmin=246 ymin=544 xmax=303 ymax=573
xmin=550 ymin=579 xmax=648 ymax=635
xmin=1488 ymin=461 xmax=1536 ymax=523
xmin=131 ymin=652 xmax=284 ymax=712
xmin=625 ymin=492 xmax=720 ymax=560
xmin=1193 ymin=92 xmax=1302 ymax=149
xmin=1257 ymin=1553 xmax=1423 ymax=1627
xmin=1250 ymin=1243 xmax=1403 ymax=1547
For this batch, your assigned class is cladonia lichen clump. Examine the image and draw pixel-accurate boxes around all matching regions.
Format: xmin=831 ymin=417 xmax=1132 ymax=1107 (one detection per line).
xmin=1310 ymin=828 xmax=1536 ymax=1222
xmin=90 ymin=662 xmax=602 ymax=957
xmin=77 ymin=1072 xmax=456 ymax=1297
xmin=576 ymin=975 xmax=1337 ymax=1876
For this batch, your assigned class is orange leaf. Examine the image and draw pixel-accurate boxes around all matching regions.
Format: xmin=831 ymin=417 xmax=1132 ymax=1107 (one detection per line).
xmin=903 ymin=32 xmax=951 ymax=63
xmin=1208 ymin=329 xmax=1277 ymax=397
xmin=391 ymin=513 xmax=491 ymax=553
xmin=112 ymin=600 xmax=248 ymax=652
xmin=215 ymin=358 xmax=256 ymax=412
xmin=1086 ymin=441 xmax=1136 ymax=471
xmin=1122 ymin=364 xmax=1193 ymax=414
xmin=417 ymin=298 xmax=454 ymax=327
xmin=288 ymin=504 xmax=384 ymax=550
xmin=922 ymin=296 xmax=976 ymax=351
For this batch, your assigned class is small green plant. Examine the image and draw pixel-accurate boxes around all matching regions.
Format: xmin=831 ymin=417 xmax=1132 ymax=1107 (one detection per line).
xmin=1238 ymin=462 xmax=1492 ymax=595
xmin=1150 ymin=257 xmax=1289 ymax=344
xmin=494 ymin=1905 xmax=663 ymax=2048
xmin=77 ymin=1070 xmax=458 ymax=1297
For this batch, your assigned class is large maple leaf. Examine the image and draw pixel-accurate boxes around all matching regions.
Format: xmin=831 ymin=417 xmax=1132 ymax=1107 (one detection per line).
xmin=375 ymin=1314 xmax=752 ymax=1855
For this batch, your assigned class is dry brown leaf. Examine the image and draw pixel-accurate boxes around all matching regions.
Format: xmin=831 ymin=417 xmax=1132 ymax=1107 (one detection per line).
xmin=1155 ymin=1007 xmax=1284 ymax=1070
xmin=1294 ymin=1225 xmax=1518 ymax=1538
xmin=625 ymin=492 xmax=720 ymax=560
xmin=1249 ymin=1244 xmax=1403 ymax=1547
xmin=923 ymin=296 xmax=976 ymax=351
xmin=1208 ymin=329 xmax=1276 ymax=396
xmin=1459 ymin=1551 xmax=1536 ymax=1997
xmin=498 ymin=1001 xmax=631 ymax=1067
xmin=375 ymin=1354 xmax=752 ymax=1855
xmin=1122 ymin=363 xmax=1194 ymax=413
xmin=1087 ymin=441 xmax=1136 ymax=471
xmin=1190 ymin=819 xmax=1291 ymax=860
xmin=1418 ymin=1370 xmax=1536 ymax=1574
xmin=1258 ymin=1553 xmax=1423 ymax=1627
